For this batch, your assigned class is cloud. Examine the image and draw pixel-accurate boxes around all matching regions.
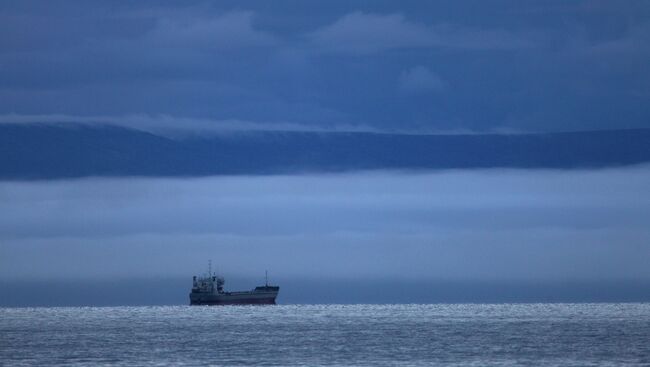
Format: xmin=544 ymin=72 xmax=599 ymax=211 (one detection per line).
xmin=308 ymin=12 xmax=432 ymax=54
xmin=0 ymin=113 xmax=551 ymax=136
xmin=399 ymin=66 xmax=444 ymax=93
xmin=308 ymin=12 xmax=533 ymax=54
xmin=0 ymin=113 xmax=380 ymax=135
xmin=144 ymin=11 xmax=278 ymax=50
xmin=0 ymin=3 xmax=649 ymax=133
xmin=1 ymin=168 xmax=649 ymax=281
xmin=0 ymin=113 xmax=513 ymax=135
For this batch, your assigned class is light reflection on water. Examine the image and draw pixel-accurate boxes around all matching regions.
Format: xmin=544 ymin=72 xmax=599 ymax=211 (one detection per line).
xmin=1 ymin=304 xmax=649 ymax=366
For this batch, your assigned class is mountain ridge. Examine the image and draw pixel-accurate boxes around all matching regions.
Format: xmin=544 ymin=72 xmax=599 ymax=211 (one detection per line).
xmin=2 ymin=123 xmax=649 ymax=179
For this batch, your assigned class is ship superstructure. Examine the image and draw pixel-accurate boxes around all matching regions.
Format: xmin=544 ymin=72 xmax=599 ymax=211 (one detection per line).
xmin=189 ymin=264 xmax=279 ymax=305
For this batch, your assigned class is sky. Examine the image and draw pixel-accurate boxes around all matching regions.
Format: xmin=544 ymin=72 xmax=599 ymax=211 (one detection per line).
xmin=1 ymin=0 xmax=650 ymax=133
xmin=1 ymin=1 xmax=650 ymax=305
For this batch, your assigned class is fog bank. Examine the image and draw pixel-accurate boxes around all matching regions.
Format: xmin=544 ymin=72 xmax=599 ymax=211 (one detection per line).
xmin=1 ymin=168 xmax=649 ymax=284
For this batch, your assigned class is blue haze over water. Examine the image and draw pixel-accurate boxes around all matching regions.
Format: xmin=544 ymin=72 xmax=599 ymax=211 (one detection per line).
xmin=2 ymin=304 xmax=649 ymax=366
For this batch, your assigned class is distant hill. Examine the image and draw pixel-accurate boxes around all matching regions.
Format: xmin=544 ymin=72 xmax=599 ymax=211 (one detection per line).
xmin=1 ymin=123 xmax=650 ymax=179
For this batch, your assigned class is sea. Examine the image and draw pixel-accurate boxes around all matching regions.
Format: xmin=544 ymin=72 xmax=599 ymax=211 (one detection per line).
xmin=1 ymin=304 xmax=649 ymax=366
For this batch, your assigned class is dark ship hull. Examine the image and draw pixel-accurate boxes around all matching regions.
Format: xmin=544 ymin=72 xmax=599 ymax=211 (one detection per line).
xmin=190 ymin=280 xmax=279 ymax=305
xmin=190 ymin=287 xmax=279 ymax=305
xmin=191 ymin=298 xmax=275 ymax=305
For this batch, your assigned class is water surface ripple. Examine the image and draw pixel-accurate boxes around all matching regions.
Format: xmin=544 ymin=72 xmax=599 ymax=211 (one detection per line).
xmin=1 ymin=304 xmax=649 ymax=366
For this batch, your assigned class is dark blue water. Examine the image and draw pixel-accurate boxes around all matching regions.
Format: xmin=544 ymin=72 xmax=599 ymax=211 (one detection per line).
xmin=2 ymin=304 xmax=649 ymax=366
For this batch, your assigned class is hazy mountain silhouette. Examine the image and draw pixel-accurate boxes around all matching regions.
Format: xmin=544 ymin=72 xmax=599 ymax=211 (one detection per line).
xmin=2 ymin=123 xmax=650 ymax=179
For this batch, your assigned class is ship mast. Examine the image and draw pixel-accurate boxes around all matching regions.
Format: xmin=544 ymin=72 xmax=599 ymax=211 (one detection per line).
xmin=265 ymin=270 xmax=268 ymax=286
xmin=208 ymin=259 xmax=212 ymax=277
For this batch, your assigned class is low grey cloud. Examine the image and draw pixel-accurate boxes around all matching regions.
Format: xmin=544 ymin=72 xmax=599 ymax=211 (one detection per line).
xmin=0 ymin=113 xmax=381 ymax=136
xmin=1 ymin=168 xmax=649 ymax=281
xmin=308 ymin=12 xmax=533 ymax=54
xmin=144 ymin=11 xmax=278 ymax=50
xmin=399 ymin=66 xmax=444 ymax=93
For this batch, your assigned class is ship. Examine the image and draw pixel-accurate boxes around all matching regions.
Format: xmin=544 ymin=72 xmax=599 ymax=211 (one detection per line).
xmin=189 ymin=263 xmax=279 ymax=305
